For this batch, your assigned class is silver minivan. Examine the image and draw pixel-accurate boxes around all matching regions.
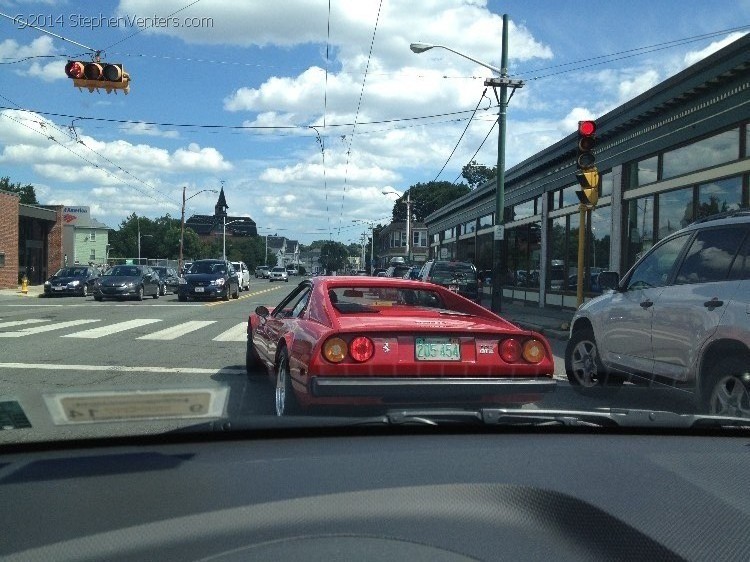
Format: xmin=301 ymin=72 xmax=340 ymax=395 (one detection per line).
xmin=565 ymin=211 xmax=750 ymax=415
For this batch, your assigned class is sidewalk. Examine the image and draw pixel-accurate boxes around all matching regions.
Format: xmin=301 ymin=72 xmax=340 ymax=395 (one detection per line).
xmin=480 ymin=292 xmax=573 ymax=340
xmin=0 ymin=284 xmax=44 ymax=298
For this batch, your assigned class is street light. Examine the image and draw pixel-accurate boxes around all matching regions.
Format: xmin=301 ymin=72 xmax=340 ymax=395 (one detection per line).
xmin=382 ymin=187 xmax=411 ymax=263
xmin=411 ymin=14 xmax=523 ymax=313
xmin=180 ymin=187 xmax=218 ymax=272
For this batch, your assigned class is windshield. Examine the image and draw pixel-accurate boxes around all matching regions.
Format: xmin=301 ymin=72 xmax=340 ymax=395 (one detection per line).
xmin=2 ymin=1 xmax=749 ymax=450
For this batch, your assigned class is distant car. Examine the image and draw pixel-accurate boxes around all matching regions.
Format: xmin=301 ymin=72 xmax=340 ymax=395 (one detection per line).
xmin=247 ymin=277 xmax=556 ymax=415
xmin=269 ymin=266 xmax=289 ymax=282
xmin=231 ymin=261 xmax=251 ymax=291
xmin=419 ymin=260 xmax=480 ymax=303
xmin=178 ymin=259 xmax=240 ymax=302
xmin=255 ymin=266 xmax=270 ymax=278
xmin=286 ymin=266 xmax=297 ymax=276
xmin=151 ymin=266 xmax=180 ymax=295
xmin=93 ymin=265 xmax=160 ymax=301
xmin=384 ymin=264 xmax=412 ymax=278
xmin=566 ymin=211 xmax=750 ymax=416
xmin=43 ymin=266 xmax=99 ymax=297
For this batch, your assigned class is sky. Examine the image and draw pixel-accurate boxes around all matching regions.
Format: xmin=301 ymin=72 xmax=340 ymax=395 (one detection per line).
xmin=0 ymin=0 xmax=748 ymax=244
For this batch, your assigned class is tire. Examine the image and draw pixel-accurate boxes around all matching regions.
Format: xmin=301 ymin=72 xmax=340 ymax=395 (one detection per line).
xmin=152 ymin=288 xmax=159 ymax=299
xmin=703 ymin=356 xmax=750 ymax=417
xmin=94 ymin=295 xmax=103 ymax=302
xmin=136 ymin=286 xmax=144 ymax=301
xmin=565 ymin=327 xmax=624 ymax=395
xmin=275 ymin=348 xmax=300 ymax=416
xmin=160 ymin=284 xmax=166 ymax=296
xmin=222 ymin=287 xmax=230 ymax=301
xmin=232 ymin=285 xmax=239 ymax=299
xmin=178 ymin=294 xmax=187 ymax=302
xmin=246 ymin=334 xmax=261 ymax=374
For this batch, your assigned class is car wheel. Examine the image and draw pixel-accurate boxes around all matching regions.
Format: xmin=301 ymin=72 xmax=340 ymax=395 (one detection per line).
xmin=565 ymin=327 xmax=623 ymax=395
xmin=275 ymin=348 xmax=300 ymax=416
xmin=81 ymin=285 xmax=88 ymax=297
xmin=232 ymin=285 xmax=239 ymax=299
xmin=703 ymin=356 xmax=750 ymax=417
xmin=178 ymin=294 xmax=187 ymax=302
xmin=153 ymin=288 xmax=159 ymax=299
xmin=222 ymin=288 xmax=230 ymax=301
xmin=246 ymin=334 xmax=261 ymax=374
xmin=94 ymin=295 xmax=103 ymax=302
xmin=136 ymin=286 xmax=144 ymax=301
xmin=160 ymin=284 xmax=166 ymax=296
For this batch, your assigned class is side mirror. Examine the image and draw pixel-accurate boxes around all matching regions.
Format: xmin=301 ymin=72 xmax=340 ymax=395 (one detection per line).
xmin=255 ymin=305 xmax=270 ymax=318
xmin=597 ymin=271 xmax=620 ymax=291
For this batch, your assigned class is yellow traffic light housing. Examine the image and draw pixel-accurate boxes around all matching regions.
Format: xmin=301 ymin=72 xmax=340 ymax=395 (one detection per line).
xmin=575 ymin=168 xmax=599 ymax=207
xmin=65 ymin=60 xmax=130 ymax=94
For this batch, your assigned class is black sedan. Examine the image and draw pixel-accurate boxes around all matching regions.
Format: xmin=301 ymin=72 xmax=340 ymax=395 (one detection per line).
xmin=43 ymin=266 xmax=99 ymax=297
xmin=178 ymin=259 xmax=239 ymax=302
xmin=152 ymin=266 xmax=180 ymax=295
xmin=93 ymin=265 xmax=160 ymax=301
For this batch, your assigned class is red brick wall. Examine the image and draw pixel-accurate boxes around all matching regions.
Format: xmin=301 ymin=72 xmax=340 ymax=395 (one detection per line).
xmin=0 ymin=191 xmax=20 ymax=289
xmin=47 ymin=206 xmax=64 ymax=276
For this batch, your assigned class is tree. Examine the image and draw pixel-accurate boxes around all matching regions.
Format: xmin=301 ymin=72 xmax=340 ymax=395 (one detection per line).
xmin=0 ymin=176 xmax=37 ymax=204
xmin=318 ymin=241 xmax=349 ymax=273
xmin=461 ymin=160 xmax=497 ymax=189
xmin=390 ymin=181 xmax=471 ymax=222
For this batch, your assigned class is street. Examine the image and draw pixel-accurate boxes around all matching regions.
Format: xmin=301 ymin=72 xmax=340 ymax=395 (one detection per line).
xmin=1 ymin=277 xmax=697 ymax=443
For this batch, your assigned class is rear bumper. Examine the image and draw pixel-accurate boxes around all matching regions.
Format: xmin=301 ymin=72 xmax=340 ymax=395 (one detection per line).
xmin=311 ymin=377 xmax=556 ymax=399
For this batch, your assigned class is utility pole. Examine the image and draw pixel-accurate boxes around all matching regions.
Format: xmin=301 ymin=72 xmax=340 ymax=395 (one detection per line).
xmin=179 ymin=186 xmax=186 ymax=273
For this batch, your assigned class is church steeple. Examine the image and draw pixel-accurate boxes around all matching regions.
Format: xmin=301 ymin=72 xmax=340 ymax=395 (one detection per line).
xmin=215 ymin=187 xmax=228 ymax=218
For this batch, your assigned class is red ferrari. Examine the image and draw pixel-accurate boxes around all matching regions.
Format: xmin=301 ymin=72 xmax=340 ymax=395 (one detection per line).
xmin=247 ymin=276 xmax=556 ymax=416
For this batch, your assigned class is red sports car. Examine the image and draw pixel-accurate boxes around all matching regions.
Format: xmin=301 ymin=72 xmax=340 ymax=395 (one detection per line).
xmin=247 ymin=276 xmax=556 ymax=416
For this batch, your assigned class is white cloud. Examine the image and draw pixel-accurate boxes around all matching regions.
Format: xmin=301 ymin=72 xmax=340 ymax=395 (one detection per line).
xmin=119 ymin=122 xmax=180 ymax=138
xmin=683 ymin=32 xmax=747 ymax=67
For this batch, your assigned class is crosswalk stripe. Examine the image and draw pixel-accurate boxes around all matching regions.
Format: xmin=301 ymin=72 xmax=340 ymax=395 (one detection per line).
xmin=0 ymin=319 xmax=48 ymax=329
xmin=62 ymin=319 xmax=161 ymax=339
xmin=137 ymin=320 xmax=217 ymax=340
xmin=212 ymin=322 xmax=247 ymax=342
xmin=0 ymin=319 xmax=100 ymax=338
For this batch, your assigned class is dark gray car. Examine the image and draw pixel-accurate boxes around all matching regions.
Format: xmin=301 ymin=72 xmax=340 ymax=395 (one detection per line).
xmin=93 ymin=265 xmax=160 ymax=301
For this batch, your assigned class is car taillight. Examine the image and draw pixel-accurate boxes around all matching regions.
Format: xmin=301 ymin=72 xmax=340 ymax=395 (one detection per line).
xmin=349 ymin=336 xmax=374 ymax=362
xmin=323 ymin=337 xmax=347 ymax=363
xmin=522 ymin=339 xmax=546 ymax=364
xmin=499 ymin=338 xmax=522 ymax=362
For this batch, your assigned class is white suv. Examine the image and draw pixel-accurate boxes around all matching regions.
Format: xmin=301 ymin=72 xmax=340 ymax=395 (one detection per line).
xmin=231 ymin=261 xmax=250 ymax=291
xmin=566 ymin=211 xmax=750 ymax=416
xmin=268 ymin=266 xmax=289 ymax=282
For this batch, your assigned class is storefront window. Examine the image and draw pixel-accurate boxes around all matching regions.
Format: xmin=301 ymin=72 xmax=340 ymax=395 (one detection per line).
xmin=658 ymin=187 xmax=694 ymax=239
xmin=561 ymin=184 xmax=579 ymax=207
xmin=626 ymin=195 xmax=655 ymax=269
xmin=627 ymin=155 xmax=658 ymax=189
xmin=512 ymin=200 xmax=534 ymax=220
xmin=697 ymin=176 xmax=743 ymax=218
xmin=478 ymin=213 xmax=493 ymax=228
xmin=443 ymin=227 xmax=455 ymax=240
xmin=662 ymin=129 xmax=739 ymax=179
xmin=590 ymin=206 xmax=611 ymax=274
xmin=600 ymin=170 xmax=613 ymax=197
xmin=549 ymin=216 xmax=567 ymax=292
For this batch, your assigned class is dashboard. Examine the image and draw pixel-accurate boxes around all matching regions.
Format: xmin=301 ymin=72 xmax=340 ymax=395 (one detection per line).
xmin=1 ymin=427 xmax=749 ymax=561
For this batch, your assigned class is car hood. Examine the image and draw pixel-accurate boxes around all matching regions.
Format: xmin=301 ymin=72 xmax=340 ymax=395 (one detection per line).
xmin=99 ymin=275 xmax=142 ymax=286
xmin=48 ymin=276 xmax=86 ymax=284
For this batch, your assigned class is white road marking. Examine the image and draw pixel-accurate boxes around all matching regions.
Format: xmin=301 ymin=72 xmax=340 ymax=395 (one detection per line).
xmin=62 ymin=319 xmax=161 ymax=339
xmin=212 ymin=322 xmax=247 ymax=341
xmin=0 ymin=319 xmax=101 ymax=338
xmin=0 ymin=319 xmax=48 ymax=329
xmin=0 ymin=362 xmax=245 ymax=375
xmin=137 ymin=320 xmax=217 ymax=340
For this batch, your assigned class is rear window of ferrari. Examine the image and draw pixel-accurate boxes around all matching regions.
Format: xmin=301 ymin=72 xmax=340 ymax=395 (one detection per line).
xmin=328 ymin=286 xmax=446 ymax=313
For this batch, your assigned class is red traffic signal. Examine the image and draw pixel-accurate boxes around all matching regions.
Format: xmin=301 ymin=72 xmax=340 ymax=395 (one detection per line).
xmin=65 ymin=60 xmax=130 ymax=94
xmin=576 ymin=120 xmax=596 ymax=169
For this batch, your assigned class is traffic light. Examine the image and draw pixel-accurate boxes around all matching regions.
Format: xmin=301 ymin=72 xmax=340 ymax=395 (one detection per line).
xmin=65 ymin=60 xmax=130 ymax=94
xmin=575 ymin=120 xmax=598 ymax=207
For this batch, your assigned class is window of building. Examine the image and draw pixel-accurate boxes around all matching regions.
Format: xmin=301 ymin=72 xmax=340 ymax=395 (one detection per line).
xmin=658 ymin=187 xmax=694 ymax=239
xmin=600 ymin=170 xmax=613 ymax=197
xmin=590 ymin=206 xmax=611 ymax=273
xmin=413 ymin=230 xmax=427 ymax=247
xmin=89 ymin=248 xmax=96 ymax=260
xmin=626 ymin=195 xmax=655 ymax=269
xmin=697 ymin=176 xmax=743 ymax=218
xmin=443 ymin=227 xmax=455 ymax=240
xmin=478 ymin=213 xmax=493 ymax=228
xmin=627 ymin=155 xmax=658 ymax=189
xmin=512 ymin=200 xmax=535 ymax=220
xmin=89 ymin=231 xmax=96 ymax=242
xmin=662 ymin=129 xmax=740 ymax=180
xmin=561 ymin=184 xmax=580 ymax=207
xmin=460 ymin=220 xmax=476 ymax=235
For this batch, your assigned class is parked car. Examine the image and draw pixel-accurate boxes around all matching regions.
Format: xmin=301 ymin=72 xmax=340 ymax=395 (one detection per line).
xmin=268 ymin=266 xmax=289 ymax=282
xmin=565 ymin=211 xmax=750 ymax=415
xmin=418 ymin=260 xmax=481 ymax=303
xmin=255 ymin=265 xmax=270 ymax=278
xmin=151 ymin=266 xmax=180 ymax=295
xmin=285 ymin=265 xmax=297 ymax=276
xmin=93 ymin=265 xmax=160 ymax=301
xmin=178 ymin=259 xmax=240 ymax=301
xmin=43 ymin=266 xmax=99 ymax=297
xmin=247 ymin=277 xmax=555 ymax=415
xmin=231 ymin=261 xmax=251 ymax=291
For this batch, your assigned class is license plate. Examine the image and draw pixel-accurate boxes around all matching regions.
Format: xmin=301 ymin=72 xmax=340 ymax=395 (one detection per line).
xmin=415 ymin=337 xmax=461 ymax=361
xmin=448 ymin=285 xmax=459 ymax=293
xmin=54 ymin=286 xmax=65 ymax=291
xmin=194 ymin=287 xmax=204 ymax=293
